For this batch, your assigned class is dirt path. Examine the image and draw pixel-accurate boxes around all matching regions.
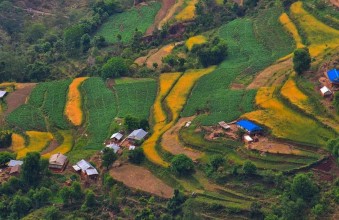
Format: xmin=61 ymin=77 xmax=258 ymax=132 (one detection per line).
xmin=247 ymin=59 xmax=292 ymax=89
xmin=4 ymin=83 xmax=36 ymax=115
xmin=146 ymin=0 xmax=176 ymax=35
xmin=158 ymin=0 xmax=185 ymax=29
xmin=330 ymin=0 xmax=339 ymax=8
xmin=110 ymin=163 xmax=174 ymax=198
xmin=161 ymin=116 xmax=202 ymax=160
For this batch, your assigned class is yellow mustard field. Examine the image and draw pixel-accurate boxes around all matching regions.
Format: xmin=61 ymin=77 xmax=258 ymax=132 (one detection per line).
xmin=65 ymin=77 xmax=88 ymax=126
xmin=42 ymin=130 xmax=74 ymax=158
xmin=186 ymin=35 xmax=207 ymax=51
xmin=143 ymin=67 xmax=215 ymax=166
xmin=16 ymin=131 xmax=53 ymax=159
xmin=279 ymin=13 xmax=304 ymax=49
xmin=290 ymin=2 xmax=339 ymax=57
xmin=176 ymin=0 xmax=198 ymax=21
xmin=281 ymin=77 xmax=309 ymax=108
xmin=243 ymin=87 xmax=334 ymax=146
xmin=10 ymin=133 xmax=26 ymax=152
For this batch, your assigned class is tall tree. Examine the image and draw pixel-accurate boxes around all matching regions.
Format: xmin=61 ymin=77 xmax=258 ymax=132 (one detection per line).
xmin=102 ymin=148 xmax=117 ymax=170
xmin=21 ymin=152 xmax=42 ymax=186
xmin=0 ymin=130 xmax=12 ymax=148
xmin=101 ymin=57 xmax=128 ymax=78
xmin=170 ymin=154 xmax=195 ymax=176
xmin=293 ymin=48 xmax=311 ymax=74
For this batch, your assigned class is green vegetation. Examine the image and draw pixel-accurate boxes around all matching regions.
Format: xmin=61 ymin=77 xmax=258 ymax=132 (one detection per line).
xmin=293 ymin=47 xmax=311 ymax=74
xmin=0 ymin=130 xmax=12 ymax=148
xmin=96 ymin=2 xmax=161 ymax=43
xmin=170 ymin=154 xmax=195 ymax=176
xmin=128 ymin=147 xmax=145 ymax=164
xmin=101 ymin=57 xmax=129 ymax=78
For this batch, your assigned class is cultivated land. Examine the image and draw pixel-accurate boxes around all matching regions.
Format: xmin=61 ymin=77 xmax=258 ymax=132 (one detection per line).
xmin=1 ymin=0 xmax=339 ymax=219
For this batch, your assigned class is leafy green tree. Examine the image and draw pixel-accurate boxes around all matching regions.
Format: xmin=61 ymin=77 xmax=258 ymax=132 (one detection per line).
xmin=170 ymin=154 xmax=195 ymax=176
xmin=281 ymin=197 xmax=306 ymax=220
xmin=81 ymin=34 xmax=91 ymax=53
xmin=128 ymin=147 xmax=145 ymax=164
xmin=70 ymin=181 xmax=83 ymax=202
xmin=93 ymin=35 xmax=106 ymax=48
xmin=209 ymin=154 xmax=225 ymax=171
xmin=327 ymin=138 xmax=339 ymax=158
xmin=250 ymin=202 xmax=264 ymax=219
xmin=242 ymin=161 xmax=257 ymax=175
xmin=102 ymin=148 xmax=117 ymax=170
xmin=0 ymin=130 xmax=12 ymax=148
xmin=139 ymin=119 xmax=149 ymax=130
xmin=25 ymin=23 xmax=46 ymax=43
xmin=82 ymin=190 xmax=96 ymax=209
xmin=10 ymin=195 xmax=32 ymax=218
xmin=0 ymin=152 xmax=15 ymax=166
xmin=101 ymin=56 xmax=128 ymax=78
xmin=21 ymin=152 xmax=42 ymax=186
xmin=194 ymin=37 xmax=228 ymax=67
xmin=124 ymin=115 xmax=140 ymax=131
xmin=59 ymin=187 xmax=71 ymax=206
xmin=167 ymin=189 xmax=186 ymax=215
xmin=44 ymin=206 xmax=60 ymax=220
xmin=28 ymin=187 xmax=52 ymax=208
xmin=27 ymin=61 xmax=51 ymax=81
xmin=293 ymin=48 xmax=311 ymax=74
xmin=291 ymin=173 xmax=319 ymax=202
xmin=63 ymin=25 xmax=85 ymax=55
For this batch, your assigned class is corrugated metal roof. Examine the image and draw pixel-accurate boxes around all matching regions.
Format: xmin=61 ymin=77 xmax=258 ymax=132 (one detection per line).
xmin=128 ymin=129 xmax=148 ymax=140
xmin=8 ymin=160 xmax=23 ymax=167
xmin=236 ymin=120 xmax=262 ymax=132
xmin=49 ymin=153 xmax=68 ymax=165
xmin=106 ymin=143 xmax=120 ymax=153
xmin=73 ymin=165 xmax=81 ymax=171
xmin=320 ymin=86 xmax=332 ymax=95
xmin=110 ymin=132 xmax=123 ymax=140
xmin=0 ymin=90 xmax=7 ymax=98
xmin=86 ymin=168 xmax=98 ymax=176
xmin=76 ymin=159 xmax=92 ymax=171
xmin=327 ymin=69 xmax=339 ymax=83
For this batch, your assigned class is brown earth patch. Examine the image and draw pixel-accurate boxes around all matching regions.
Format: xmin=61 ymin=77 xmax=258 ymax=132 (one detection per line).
xmin=40 ymin=139 xmax=59 ymax=155
xmin=248 ymin=137 xmax=302 ymax=155
xmin=330 ymin=0 xmax=339 ymax=7
xmin=146 ymin=0 xmax=176 ymax=35
xmin=145 ymin=42 xmax=183 ymax=68
xmin=134 ymin=48 xmax=159 ymax=66
xmin=4 ymin=83 xmax=36 ymax=115
xmin=110 ymin=163 xmax=174 ymax=198
xmin=158 ymin=0 xmax=185 ymax=29
xmin=247 ymin=59 xmax=292 ymax=89
xmin=161 ymin=116 xmax=202 ymax=161
xmin=230 ymin=83 xmax=246 ymax=90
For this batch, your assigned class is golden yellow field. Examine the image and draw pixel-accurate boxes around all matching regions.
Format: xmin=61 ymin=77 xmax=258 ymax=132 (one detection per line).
xmin=16 ymin=131 xmax=53 ymax=159
xmin=280 ymin=77 xmax=309 ymax=111
xmin=290 ymin=2 xmax=339 ymax=57
xmin=186 ymin=35 xmax=207 ymax=51
xmin=279 ymin=13 xmax=304 ymax=49
xmin=10 ymin=133 xmax=26 ymax=152
xmin=65 ymin=77 xmax=88 ymax=126
xmin=143 ymin=67 xmax=215 ymax=166
xmin=42 ymin=130 xmax=73 ymax=158
xmin=243 ymin=87 xmax=334 ymax=145
xmin=176 ymin=0 xmax=198 ymax=21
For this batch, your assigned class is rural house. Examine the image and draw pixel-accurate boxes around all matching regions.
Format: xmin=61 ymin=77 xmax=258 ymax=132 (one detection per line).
xmin=105 ymin=143 xmax=121 ymax=153
xmin=9 ymin=165 xmax=21 ymax=176
xmin=128 ymin=128 xmax=148 ymax=141
xmin=110 ymin=132 xmax=123 ymax=141
xmin=218 ymin=121 xmax=231 ymax=130
xmin=0 ymin=90 xmax=7 ymax=99
xmin=7 ymin=160 xmax=23 ymax=167
xmin=326 ymin=69 xmax=339 ymax=86
xmin=236 ymin=120 xmax=263 ymax=135
xmin=49 ymin=153 xmax=68 ymax=171
xmin=73 ymin=159 xmax=98 ymax=178
xmin=320 ymin=86 xmax=332 ymax=97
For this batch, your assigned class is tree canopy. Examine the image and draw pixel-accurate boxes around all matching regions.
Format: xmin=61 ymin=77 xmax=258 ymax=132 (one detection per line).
xmin=101 ymin=57 xmax=128 ymax=78
xmin=293 ymin=47 xmax=311 ymax=74
xmin=170 ymin=154 xmax=195 ymax=176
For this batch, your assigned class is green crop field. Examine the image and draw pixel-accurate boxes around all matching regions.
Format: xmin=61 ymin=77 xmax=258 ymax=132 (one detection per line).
xmin=116 ymin=79 xmax=157 ymax=119
xmin=96 ymin=2 xmax=161 ymax=43
xmin=6 ymin=80 xmax=71 ymax=131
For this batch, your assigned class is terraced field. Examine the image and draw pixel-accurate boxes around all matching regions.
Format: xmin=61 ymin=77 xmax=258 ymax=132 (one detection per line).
xmin=175 ymin=0 xmax=198 ymax=21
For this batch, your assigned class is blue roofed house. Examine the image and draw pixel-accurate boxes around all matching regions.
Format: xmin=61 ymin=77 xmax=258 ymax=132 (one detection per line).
xmin=236 ymin=120 xmax=263 ymax=134
xmin=326 ymin=69 xmax=339 ymax=86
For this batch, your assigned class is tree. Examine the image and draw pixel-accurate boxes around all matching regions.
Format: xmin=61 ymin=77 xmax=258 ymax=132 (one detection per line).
xmin=82 ymin=190 xmax=96 ymax=209
xmin=170 ymin=154 xmax=195 ymax=176
xmin=242 ymin=160 xmax=257 ymax=175
xmin=0 ymin=152 xmax=15 ymax=166
xmin=102 ymin=148 xmax=117 ymax=170
xmin=124 ymin=115 xmax=140 ymax=131
xmin=81 ymin=34 xmax=91 ymax=53
xmin=10 ymin=195 xmax=32 ymax=218
xmin=0 ymin=130 xmax=12 ymax=148
xmin=128 ymin=147 xmax=145 ymax=164
xmin=327 ymin=138 xmax=339 ymax=158
xmin=167 ymin=189 xmax=186 ymax=215
xmin=293 ymin=48 xmax=311 ymax=74
xmin=101 ymin=56 xmax=128 ymax=78
xmin=59 ymin=187 xmax=71 ymax=206
xmin=29 ymin=187 xmax=52 ymax=208
xmin=93 ymin=35 xmax=106 ymax=48
xmin=27 ymin=61 xmax=51 ymax=81
xmin=291 ymin=173 xmax=319 ymax=202
xmin=44 ymin=206 xmax=60 ymax=220
xmin=194 ymin=37 xmax=228 ymax=67
xmin=21 ymin=152 xmax=42 ymax=186
xmin=139 ymin=119 xmax=149 ymax=130
xmin=209 ymin=154 xmax=225 ymax=171
xmin=63 ymin=25 xmax=85 ymax=55
xmin=70 ymin=181 xmax=83 ymax=202
xmin=25 ymin=23 xmax=46 ymax=43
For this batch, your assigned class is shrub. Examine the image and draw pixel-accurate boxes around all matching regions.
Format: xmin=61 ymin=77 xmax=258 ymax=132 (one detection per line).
xmin=128 ymin=147 xmax=145 ymax=164
xmin=293 ymin=48 xmax=311 ymax=74
xmin=101 ymin=57 xmax=128 ymax=78
xmin=0 ymin=130 xmax=12 ymax=148
xmin=242 ymin=161 xmax=257 ymax=175
xmin=333 ymin=93 xmax=339 ymax=114
xmin=170 ymin=154 xmax=195 ymax=176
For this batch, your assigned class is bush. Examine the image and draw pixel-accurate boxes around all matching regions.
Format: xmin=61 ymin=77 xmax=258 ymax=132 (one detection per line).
xmin=170 ymin=154 xmax=195 ymax=176
xmin=209 ymin=155 xmax=225 ymax=171
xmin=128 ymin=147 xmax=145 ymax=164
xmin=101 ymin=57 xmax=128 ymax=78
xmin=193 ymin=37 xmax=228 ymax=67
xmin=242 ymin=161 xmax=257 ymax=175
xmin=0 ymin=152 xmax=15 ymax=166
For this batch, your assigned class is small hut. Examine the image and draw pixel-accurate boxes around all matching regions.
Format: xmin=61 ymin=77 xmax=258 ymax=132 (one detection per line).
xmin=320 ymin=86 xmax=332 ymax=97
xmin=49 ymin=153 xmax=68 ymax=171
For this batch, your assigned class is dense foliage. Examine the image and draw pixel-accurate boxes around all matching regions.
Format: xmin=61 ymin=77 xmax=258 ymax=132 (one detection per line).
xmin=170 ymin=154 xmax=195 ymax=176
xmin=0 ymin=130 xmax=12 ymax=148
xmin=293 ymin=47 xmax=311 ymax=74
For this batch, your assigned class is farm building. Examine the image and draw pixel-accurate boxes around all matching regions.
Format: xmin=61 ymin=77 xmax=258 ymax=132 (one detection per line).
xmin=73 ymin=159 xmax=99 ymax=178
xmin=110 ymin=132 xmax=123 ymax=141
xmin=9 ymin=165 xmax=21 ymax=176
xmin=7 ymin=160 xmax=23 ymax=167
xmin=326 ymin=69 xmax=339 ymax=86
xmin=243 ymin=135 xmax=253 ymax=143
xmin=48 ymin=153 xmax=68 ymax=170
xmin=320 ymin=86 xmax=332 ymax=96
xmin=128 ymin=128 xmax=148 ymax=141
xmin=106 ymin=143 xmax=121 ymax=153
xmin=0 ymin=90 xmax=7 ymax=99
xmin=236 ymin=120 xmax=263 ymax=134
xmin=218 ymin=121 xmax=231 ymax=130
xmin=129 ymin=145 xmax=136 ymax=150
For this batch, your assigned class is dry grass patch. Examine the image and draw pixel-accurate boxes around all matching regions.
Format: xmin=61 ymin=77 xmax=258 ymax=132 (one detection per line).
xmin=65 ymin=77 xmax=88 ymax=126
xmin=10 ymin=133 xmax=25 ymax=152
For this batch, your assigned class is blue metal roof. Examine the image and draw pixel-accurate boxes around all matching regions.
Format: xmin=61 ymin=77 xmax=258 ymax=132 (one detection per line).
xmin=327 ymin=69 xmax=339 ymax=83
xmin=236 ymin=120 xmax=262 ymax=132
